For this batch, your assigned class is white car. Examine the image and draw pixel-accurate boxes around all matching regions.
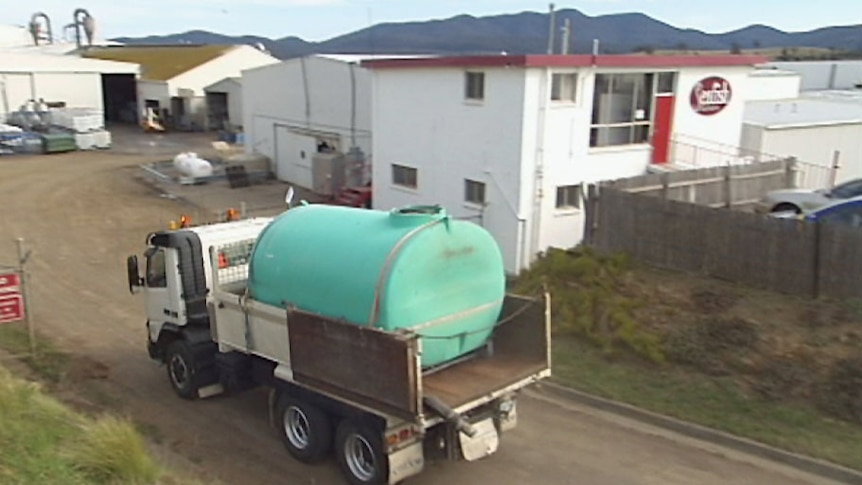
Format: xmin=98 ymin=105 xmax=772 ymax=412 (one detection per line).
xmin=757 ymin=178 xmax=862 ymax=214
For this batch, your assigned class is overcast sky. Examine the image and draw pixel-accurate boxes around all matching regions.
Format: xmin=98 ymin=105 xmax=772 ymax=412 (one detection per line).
xmin=5 ymin=0 xmax=860 ymax=41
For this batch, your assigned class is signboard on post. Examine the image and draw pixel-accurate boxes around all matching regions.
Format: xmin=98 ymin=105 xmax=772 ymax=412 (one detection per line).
xmin=0 ymin=271 xmax=25 ymax=324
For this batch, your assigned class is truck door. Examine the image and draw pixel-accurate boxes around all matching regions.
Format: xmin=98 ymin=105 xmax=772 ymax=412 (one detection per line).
xmin=144 ymin=247 xmax=184 ymax=325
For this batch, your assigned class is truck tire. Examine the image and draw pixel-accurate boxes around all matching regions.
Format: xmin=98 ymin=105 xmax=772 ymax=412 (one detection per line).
xmin=165 ymin=340 xmax=201 ymax=400
xmin=335 ymin=420 xmax=388 ymax=485
xmin=276 ymin=395 xmax=332 ymax=463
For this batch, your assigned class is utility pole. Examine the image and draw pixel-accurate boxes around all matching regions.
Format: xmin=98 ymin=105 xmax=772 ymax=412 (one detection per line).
xmin=560 ymin=18 xmax=571 ymax=55
xmin=547 ymin=3 xmax=556 ymax=54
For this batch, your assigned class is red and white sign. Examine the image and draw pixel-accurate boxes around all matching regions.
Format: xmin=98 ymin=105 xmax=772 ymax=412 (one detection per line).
xmin=0 ymin=295 xmax=24 ymax=324
xmin=0 ymin=272 xmax=19 ymax=292
xmin=0 ymin=271 xmax=24 ymax=324
xmin=690 ymin=76 xmax=732 ymax=116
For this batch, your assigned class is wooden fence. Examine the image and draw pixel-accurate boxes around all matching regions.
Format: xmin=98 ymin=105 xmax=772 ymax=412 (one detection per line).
xmin=587 ymin=187 xmax=862 ymax=300
xmin=598 ymin=158 xmax=795 ymax=208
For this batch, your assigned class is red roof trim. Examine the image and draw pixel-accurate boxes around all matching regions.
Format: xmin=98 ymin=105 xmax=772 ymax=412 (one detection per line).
xmin=361 ymin=54 xmax=768 ymax=69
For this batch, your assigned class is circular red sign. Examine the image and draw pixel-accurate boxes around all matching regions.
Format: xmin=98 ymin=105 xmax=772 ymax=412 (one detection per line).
xmin=690 ymin=76 xmax=732 ymax=116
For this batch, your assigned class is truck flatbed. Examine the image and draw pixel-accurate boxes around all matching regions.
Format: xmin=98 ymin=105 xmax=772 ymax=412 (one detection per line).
xmin=212 ymin=289 xmax=550 ymax=422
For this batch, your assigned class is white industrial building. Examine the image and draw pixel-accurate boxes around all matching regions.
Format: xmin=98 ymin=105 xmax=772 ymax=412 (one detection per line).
xmin=743 ymin=97 xmax=862 ymax=188
xmin=365 ymin=54 xmax=768 ymax=273
xmin=0 ymin=51 xmax=139 ymax=120
xmin=746 ymin=68 xmax=802 ymax=101
xmin=204 ymin=77 xmax=242 ymax=130
xmin=84 ymin=45 xmax=278 ymax=128
xmin=766 ymin=60 xmax=862 ymax=91
xmin=242 ymin=55 xmax=373 ymax=189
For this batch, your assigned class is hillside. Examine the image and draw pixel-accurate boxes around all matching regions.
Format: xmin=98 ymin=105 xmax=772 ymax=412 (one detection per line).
xmin=113 ymin=8 xmax=862 ymax=59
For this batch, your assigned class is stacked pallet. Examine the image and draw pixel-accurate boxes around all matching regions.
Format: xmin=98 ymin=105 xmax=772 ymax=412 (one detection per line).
xmin=50 ymin=108 xmax=111 ymax=150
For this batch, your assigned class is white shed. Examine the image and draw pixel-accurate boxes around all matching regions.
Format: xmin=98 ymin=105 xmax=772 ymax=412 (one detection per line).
xmin=84 ymin=45 xmax=278 ymax=129
xmin=747 ymin=69 xmax=801 ymax=101
xmin=242 ymin=55 xmax=373 ymax=188
xmin=766 ymin=60 xmax=862 ymax=91
xmin=204 ymin=77 xmax=242 ymax=130
xmin=0 ymin=51 xmax=139 ymax=120
xmin=743 ymin=98 xmax=862 ymax=188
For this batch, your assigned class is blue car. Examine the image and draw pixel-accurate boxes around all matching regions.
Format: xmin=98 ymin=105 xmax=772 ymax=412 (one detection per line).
xmin=770 ymin=195 xmax=862 ymax=227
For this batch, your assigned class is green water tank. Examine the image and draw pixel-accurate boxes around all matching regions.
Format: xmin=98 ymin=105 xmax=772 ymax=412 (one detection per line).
xmin=248 ymin=204 xmax=505 ymax=368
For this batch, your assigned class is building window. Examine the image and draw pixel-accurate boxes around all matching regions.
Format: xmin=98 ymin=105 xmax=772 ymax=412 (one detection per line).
xmin=590 ymin=73 xmax=654 ymax=147
xmin=465 ymin=72 xmax=485 ymax=100
xmin=556 ymin=185 xmax=582 ymax=210
xmin=392 ymin=164 xmax=417 ymax=189
xmin=657 ymin=72 xmax=677 ymax=94
xmin=551 ymin=73 xmax=578 ymax=102
xmin=465 ymin=179 xmax=486 ymax=205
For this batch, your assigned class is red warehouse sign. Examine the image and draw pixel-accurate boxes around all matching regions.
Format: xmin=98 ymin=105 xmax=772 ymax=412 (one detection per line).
xmin=0 ymin=272 xmax=19 ymax=292
xmin=690 ymin=76 xmax=732 ymax=116
xmin=0 ymin=271 xmax=24 ymax=324
xmin=0 ymin=294 xmax=24 ymax=324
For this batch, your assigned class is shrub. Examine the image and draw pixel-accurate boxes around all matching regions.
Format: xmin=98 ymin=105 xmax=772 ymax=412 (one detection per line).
xmin=71 ymin=416 xmax=160 ymax=484
xmin=515 ymin=247 xmax=664 ymax=363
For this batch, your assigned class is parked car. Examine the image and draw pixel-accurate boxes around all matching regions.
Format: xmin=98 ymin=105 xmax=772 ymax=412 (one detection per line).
xmin=769 ymin=195 xmax=862 ymax=228
xmin=757 ymin=178 xmax=862 ymax=214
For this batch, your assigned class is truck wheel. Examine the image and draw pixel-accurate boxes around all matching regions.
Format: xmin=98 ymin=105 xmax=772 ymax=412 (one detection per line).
xmin=276 ymin=395 xmax=332 ymax=463
xmin=165 ymin=341 xmax=200 ymax=400
xmin=335 ymin=420 xmax=388 ymax=485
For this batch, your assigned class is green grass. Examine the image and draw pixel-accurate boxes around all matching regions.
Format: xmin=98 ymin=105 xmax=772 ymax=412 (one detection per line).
xmin=0 ymin=323 xmax=68 ymax=382
xmin=0 ymin=362 xmax=196 ymax=484
xmin=552 ymin=336 xmax=862 ymax=471
xmin=71 ymin=417 xmax=160 ymax=484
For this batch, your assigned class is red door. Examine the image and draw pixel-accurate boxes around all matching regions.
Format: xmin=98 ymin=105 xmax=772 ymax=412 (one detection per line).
xmin=652 ymin=94 xmax=675 ymax=164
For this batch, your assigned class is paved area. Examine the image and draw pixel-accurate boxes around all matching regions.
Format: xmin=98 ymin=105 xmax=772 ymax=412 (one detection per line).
xmin=0 ymin=135 xmax=845 ymax=484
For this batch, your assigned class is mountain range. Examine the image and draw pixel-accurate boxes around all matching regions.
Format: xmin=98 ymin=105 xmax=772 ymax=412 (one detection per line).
xmin=112 ymin=8 xmax=862 ymax=59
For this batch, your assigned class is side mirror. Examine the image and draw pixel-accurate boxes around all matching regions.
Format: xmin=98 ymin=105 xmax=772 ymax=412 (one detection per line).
xmin=127 ymin=255 xmax=144 ymax=294
xmin=285 ymin=186 xmax=295 ymax=209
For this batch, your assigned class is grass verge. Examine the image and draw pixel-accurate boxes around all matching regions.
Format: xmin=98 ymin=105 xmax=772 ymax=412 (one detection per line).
xmin=0 ymin=322 xmax=68 ymax=382
xmin=0 ymin=363 xmax=197 ymax=484
xmin=552 ymin=336 xmax=862 ymax=471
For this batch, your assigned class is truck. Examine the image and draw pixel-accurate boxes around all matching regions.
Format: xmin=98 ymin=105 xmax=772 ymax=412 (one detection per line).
xmin=126 ymin=196 xmax=550 ymax=485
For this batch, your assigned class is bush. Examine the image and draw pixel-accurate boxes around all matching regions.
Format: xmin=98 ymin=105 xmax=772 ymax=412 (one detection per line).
xmin=515 ymin=247 xmax=664 ymax=363
xmin=71 ymin=416 xmax=160 ymax=484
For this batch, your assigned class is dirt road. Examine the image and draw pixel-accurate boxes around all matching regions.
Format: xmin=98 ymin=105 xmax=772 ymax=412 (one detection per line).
xmin=0 ymin=145 xmax=838 ymax=485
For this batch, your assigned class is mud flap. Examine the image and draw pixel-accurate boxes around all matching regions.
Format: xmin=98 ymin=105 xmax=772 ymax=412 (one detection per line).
xmin=388 ymin=441 xmax=424 ymax=484
xmin=458 ymin=418 xmax=498 ymax=462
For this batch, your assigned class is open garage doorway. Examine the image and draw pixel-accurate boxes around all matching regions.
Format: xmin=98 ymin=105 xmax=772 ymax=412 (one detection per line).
xmin=101 ymin=74 xmax=138 ymax=124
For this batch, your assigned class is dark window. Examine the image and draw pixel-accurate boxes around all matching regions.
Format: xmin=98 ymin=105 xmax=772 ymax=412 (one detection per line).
xmin=590 ymin=73 xmax=654 ymax=147
xmin=146 ymin=249 xmax=167 ymax=288
xmin=657 ymin=72 xmax=677 ymax=94
xmin=392 ymin=164 xmax=418 ymax=189
xmin=465 ymin=72 xmax=485 ymax=100
xmin=551 ymin=73 xmax=578 ymax=102
xmin=829 ymin=179 xmax=862 ymax=199
xmin=556 ymin=185 xmax=582 ymax=209
xmin=465 ymin=179 xmax=486 ymax=204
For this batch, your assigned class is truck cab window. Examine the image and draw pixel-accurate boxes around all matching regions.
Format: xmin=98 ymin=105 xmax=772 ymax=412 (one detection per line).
xmin=146 ymin=249 xmax=167 ymax=288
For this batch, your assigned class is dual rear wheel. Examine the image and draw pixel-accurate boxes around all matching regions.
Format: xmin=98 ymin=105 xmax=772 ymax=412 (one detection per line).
xmin=275 ymin=394 xmax=388 ymax=485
